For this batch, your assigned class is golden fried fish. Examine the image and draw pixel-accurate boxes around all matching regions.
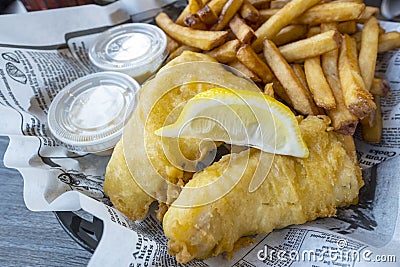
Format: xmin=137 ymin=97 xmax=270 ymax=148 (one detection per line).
xmin=104 ymin=51 xmax=259 ymax=220
xmin=163 ymin=116 xmax=363 ymax=263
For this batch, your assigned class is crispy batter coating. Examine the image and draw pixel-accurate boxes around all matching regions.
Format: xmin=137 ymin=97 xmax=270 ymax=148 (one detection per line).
xmin=103 ymin=131 xmax=153 ymax=219
xmin=104 ymin=52 xmax=363 ymax=263
xmin=163 ymin=116 xmax=363 ymax=263
xmin=104 ymin=51 xmax=259 ymax=220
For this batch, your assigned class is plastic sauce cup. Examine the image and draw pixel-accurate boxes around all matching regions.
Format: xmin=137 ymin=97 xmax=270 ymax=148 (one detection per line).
xmin=47 ymin=71 xmax=140 ymax=154
xmin=89 ymin=23 xmax=168 ymax=83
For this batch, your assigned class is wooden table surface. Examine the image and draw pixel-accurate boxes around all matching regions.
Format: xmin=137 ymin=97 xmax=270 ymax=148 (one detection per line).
xmin=0 ymin=136 xmax=92 ymax=266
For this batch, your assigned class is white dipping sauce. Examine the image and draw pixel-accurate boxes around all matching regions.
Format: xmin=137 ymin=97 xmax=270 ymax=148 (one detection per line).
xmin=47 ymin=72 xmax=140 ymax=154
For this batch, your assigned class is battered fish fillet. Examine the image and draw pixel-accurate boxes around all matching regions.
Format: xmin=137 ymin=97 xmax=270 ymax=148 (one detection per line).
xmin=163 ymin=116 xmax=363 ymax=263
xmin=104 ymin=51 xmax=259 ymax=220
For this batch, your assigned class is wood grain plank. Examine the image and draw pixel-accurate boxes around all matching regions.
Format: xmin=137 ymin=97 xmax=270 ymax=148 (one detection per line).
xmin=0 ymin=136 xmax=92 ymax=266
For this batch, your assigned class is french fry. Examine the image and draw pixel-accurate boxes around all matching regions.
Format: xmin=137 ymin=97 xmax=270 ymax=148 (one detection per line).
xmin=352 ymin=31 xmax=362 ymax=51
xmin=166 ymin=0 xmax=398 ymax=139
xmin=271 ymin=77 xmax=293 ymax=106
xmin=352 ymin=30 xmax=361 ymax=42
xmin=257 ymin=9 xmax=279 ymax=25
xmin=293 ymin=2 xmax=365 ymax=25
xmin=237 ymin=44 xmax=274 ymax=83
xmin=229 ymin=14 xmax=256 ymax=43
xmin=252 ymin=0 xmax=321 ymax=52
xmin=272 ymin=25 xmax=308 ymax=46
xmin=270 ymin=0 xmax=290 ymax=9
xmin=378 ymin=31 xmax=400 ymax=53
xmin=279 ymin=30 xmax=341 ymax=63
xmin=175 ymin=0 xmax=209 ymax=26
xmin=361 ymin=95 xmax=382 ymax=143
xmin=370 ymin=78 xmax=390 ymax=97
xmin=292 ymin=64 xmax=327 ymax=114
xmin=240 ymin=0 xmax=259 ymax=23
xmin=357 ymin=6 xmax=379 ymax=23
xmin=257 ymin=8 xmax=277 ymax=17
xmin=206 ymin=39 xmax=241 ymax=63
xmin=321 ymin=23 xmax=359 ymax=135
xmin=176 ymin=6 xmax=191 ymax=25
xmin=212 ymin=0 xmax=244 ymax=31
xmin=291 ymin=64 xmax=310 ymax=94
xmin=291 ymin=64 xmax=322 ymax=113
xmin=176 ymin=0 xmax=211 ymax=25
xmin=362 ymin=108 xmax=375 ymax=128
xmin=184 ymin=14 xmax=208 ymax=29
xmin=156 ymin=12 xmax=228 ymax=51
xmin=247 ymin=0 xmax=270 ymax=9
xmin=323 ymin=67 xmax=359 ymax=134
xmin=342 ymin=135 xmax=358 ymax=166
xmin=264 ymin=83 xmax=274 ymax=97
xmin=166 ymin=34 xmax=180 ymax=54
xmin=193 ymin=0 xmax=229 ymax=26
xmin=333 ymin=0 xmax=363 ymax=3
xmin=337 ymin=21 xmax=357 ymax=35
xmin=323 ymin=60 xmax=359 ymax=134
xmin=304 ymin=56 xmax=336 ymax=109
xmin=307 ymin=26 xmax=321 ymax=37
xmin=166 ymin=45 xmax=202 ymax=62
xmin=263 ymin=39 xmax=318 ymax=115
xmin=197 ymin=5 xmax=219 ymax=25
xmin=209 ymin=0 xmax=230 ymax=14
xmin=339 ymin=34 xmax=376 ymax=119
xmin=228 ymin=59 xmax=262 ymax=83
xmin=202 ymin=0 xmax=213 ymax=5
xmin=359 ymin=17 xmax=379 ymax=91
xmin=226 ymin=30 xmax=237 ymax=41
xmin=188 ymin=0 xmax=202 ymax=14
xmin=198 ymin=0 xmax=230 ymax=26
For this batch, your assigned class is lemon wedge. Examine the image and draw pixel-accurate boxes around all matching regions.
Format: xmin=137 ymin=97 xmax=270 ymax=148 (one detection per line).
xmin=155 ymin=88 xmax=309 ymax=158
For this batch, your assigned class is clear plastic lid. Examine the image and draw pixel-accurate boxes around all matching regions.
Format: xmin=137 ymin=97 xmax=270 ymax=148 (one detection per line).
xmin=48 ymin=72 xmax=140 ymax=153
xmin=89 ymin=23 xmax=168 ymax=81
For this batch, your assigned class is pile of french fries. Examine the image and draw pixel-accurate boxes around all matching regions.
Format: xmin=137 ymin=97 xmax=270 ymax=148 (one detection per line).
xmin=155 ymin=0 xmax=400 ymax=143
